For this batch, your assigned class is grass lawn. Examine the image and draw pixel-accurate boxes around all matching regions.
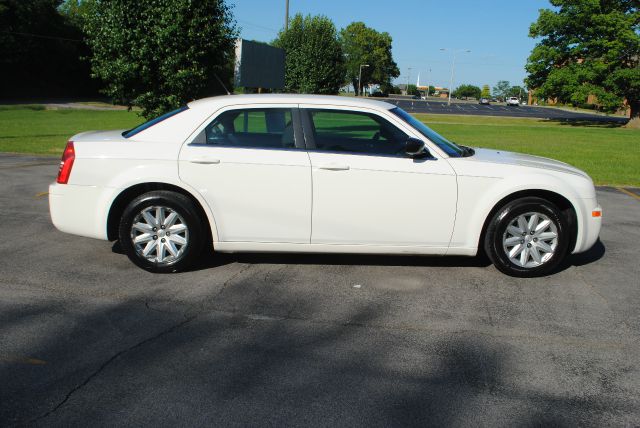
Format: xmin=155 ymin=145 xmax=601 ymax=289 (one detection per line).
xmin=0 ymin=105 xmax=638 ymax=186
xmin=415 ymin=114 xmax=639 ymax=187
xmin=0 ymin=105 xmax=141 ymax=155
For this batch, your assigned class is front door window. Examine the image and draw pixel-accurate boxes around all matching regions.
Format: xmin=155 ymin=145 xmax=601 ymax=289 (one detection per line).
xmin=307 ymin=109 xmax=408 ymax=156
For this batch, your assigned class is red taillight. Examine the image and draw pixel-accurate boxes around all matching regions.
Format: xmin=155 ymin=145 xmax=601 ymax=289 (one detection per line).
xmin=57 ymin=141 xmax=75 ymax=184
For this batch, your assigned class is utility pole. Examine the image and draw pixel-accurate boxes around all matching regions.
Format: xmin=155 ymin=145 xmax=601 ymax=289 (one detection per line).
xmin=406 ymin=67 xmax=412 ymax=95
xmin=358 ymin=64 xmax=369 ymax=97
xmin=440 ymin=48 xmax=470 ymax=106
xmin=285 ymin=0 xmax=289 ymax=31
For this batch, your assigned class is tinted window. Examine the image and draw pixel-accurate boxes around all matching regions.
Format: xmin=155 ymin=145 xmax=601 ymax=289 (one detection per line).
xmin=390 ymin=107 xmax=464 ymax=157
xmin=200 ymin=108 xmax=296 ymax=149
xmin=123 ymin=106 xmax=189 ymax=138
xmin=308 ymin=110 xmax=408 ymax=156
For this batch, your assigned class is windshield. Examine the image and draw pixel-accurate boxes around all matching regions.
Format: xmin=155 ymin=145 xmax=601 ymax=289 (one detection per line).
xmin=390 ymin=107 xmax=464 ymax=157
xmin=123 ymin=106 xmax=189 ymax=138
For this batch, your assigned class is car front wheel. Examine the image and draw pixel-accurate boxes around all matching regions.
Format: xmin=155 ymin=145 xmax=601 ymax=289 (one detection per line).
xmin=118 ymin=191 xmax=204 ymax=273
xmin=484 ymin=197 xmax=570 ymax=277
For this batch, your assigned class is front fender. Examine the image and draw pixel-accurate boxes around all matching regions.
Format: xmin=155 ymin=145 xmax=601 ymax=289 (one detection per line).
xmin=449 ymin=172 xmax=586 ymax=254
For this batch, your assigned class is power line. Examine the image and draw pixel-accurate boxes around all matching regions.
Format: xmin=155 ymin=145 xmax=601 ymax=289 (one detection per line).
xmin=2 ymin=30 xmax=83 ymax=43
xmin=236 ymin=19 xmax=279 ymax=33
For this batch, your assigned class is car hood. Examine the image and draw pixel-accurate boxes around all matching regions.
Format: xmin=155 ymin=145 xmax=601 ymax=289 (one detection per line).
xmin=468 ymin=147 xmax=588 ymax=178
xmin=71 ymin=129 xmax=128 ymax=142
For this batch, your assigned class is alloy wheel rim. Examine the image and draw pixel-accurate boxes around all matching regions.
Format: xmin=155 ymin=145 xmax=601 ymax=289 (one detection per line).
xmin=130 ymin=206 xmax=189 ymax=264
xmin=502 ymin=211 xmax=558 ymax=268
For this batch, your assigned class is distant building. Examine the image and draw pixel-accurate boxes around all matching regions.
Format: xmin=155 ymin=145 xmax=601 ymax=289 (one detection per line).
xmin=400 ymin=82 xmax=449 ymax=97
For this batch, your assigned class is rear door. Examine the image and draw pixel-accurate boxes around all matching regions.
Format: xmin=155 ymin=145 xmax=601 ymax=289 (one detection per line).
xmin=179 ymin=105 xmax=312 ymax=243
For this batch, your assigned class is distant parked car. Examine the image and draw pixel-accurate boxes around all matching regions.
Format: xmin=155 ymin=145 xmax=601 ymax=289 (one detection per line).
xmin=411 ymin=94 xmax=420 ymax=100
xmin=507 ymin=97 xmax=520 ymax=106
xmin=479 ymin=98 xmax=490 ymax=105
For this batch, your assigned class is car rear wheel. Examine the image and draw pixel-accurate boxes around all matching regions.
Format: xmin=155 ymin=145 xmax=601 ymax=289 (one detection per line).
xmin=118 ymin=191 xmax=204 ymax=273
xmin=484 ymin=197 xmax=569 ymax=277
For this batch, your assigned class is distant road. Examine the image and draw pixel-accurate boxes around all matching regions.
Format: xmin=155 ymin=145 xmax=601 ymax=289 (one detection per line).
xmin=382 ymin=97 xmax=628 ymax=123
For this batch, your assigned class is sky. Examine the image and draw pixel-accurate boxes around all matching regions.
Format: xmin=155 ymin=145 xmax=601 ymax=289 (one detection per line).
xmin=230 ymin=0 xmax=553 ymax=90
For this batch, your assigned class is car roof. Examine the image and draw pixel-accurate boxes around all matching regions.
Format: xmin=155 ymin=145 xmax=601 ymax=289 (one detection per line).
xmin=187 ymin=94 xmax=396 ymax=111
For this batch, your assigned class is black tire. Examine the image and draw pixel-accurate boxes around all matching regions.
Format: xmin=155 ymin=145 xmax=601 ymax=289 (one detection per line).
xmin=484 ymin=197 xmax=569 ymax=277
xmin=118 ymin=191 xmax=205 ymax=273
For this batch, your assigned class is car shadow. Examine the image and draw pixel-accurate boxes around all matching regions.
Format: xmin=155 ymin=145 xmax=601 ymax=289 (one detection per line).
xmin=111 ymin=240 xmax=125 ymax=255
xmin=113 ymin=239 xmax=605 ymax=274
xmin=554 ymin=239 xmax=606 ymax=274
xmin=190 ymin=249 xmax=492 ymax=271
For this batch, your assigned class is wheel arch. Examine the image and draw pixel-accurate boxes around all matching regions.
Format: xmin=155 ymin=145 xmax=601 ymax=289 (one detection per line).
xmin=107 ymin=182 xmax=216 ymax=245
xmin=477 ymin=189 xmax=578 ymax=256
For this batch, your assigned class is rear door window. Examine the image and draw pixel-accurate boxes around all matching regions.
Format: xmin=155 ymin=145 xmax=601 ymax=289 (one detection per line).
xmin=197 ymin=108 xmax=297 ymax=149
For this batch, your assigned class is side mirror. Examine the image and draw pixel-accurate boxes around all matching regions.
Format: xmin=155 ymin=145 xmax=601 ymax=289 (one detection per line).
xmin=405 ymin=138 xmax=429 ymax=158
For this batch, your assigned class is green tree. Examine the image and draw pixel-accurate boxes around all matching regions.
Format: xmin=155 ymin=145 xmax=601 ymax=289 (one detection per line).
xmin=340 ymin=22 xmax=400 ymax=96
xmin=526 ymin=0 xmax=639 ymax=122
xmin=83 ymin=0 xmax=237 ymax=118
xmin=492 ymin=80 xmax=511 ymax=100
xmin=273 ymin=14 xmax=345 ymax=95
xmin=453 ymin=84 xmax=481 ymax=99
xmin=481 ymin=84 xmax=491 ymax=98
xmin=58 ymin=0 xmax=92 ymax=26
xmin=508 ymin=85 xmax=526 ymax=99
xmin=406 ymin=84 xmax=420 ymax=96
xmin=0 ymin=0 xmax=96 ymax=98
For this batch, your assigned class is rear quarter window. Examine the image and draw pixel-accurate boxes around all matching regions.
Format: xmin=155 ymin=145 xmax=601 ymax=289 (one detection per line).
xmin=123 ymin=106 xmax=189 ymax=138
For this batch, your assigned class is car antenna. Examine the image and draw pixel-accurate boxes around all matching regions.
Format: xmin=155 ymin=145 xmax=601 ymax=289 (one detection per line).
xmin=214 ymin=73 xmax=231 ymax=95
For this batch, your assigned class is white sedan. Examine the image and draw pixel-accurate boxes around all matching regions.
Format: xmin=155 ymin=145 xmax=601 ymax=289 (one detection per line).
xmin=506 ymin=97 xmax=520 ymax=106
xmin=49 ymin=94 xmax=601 ymax=277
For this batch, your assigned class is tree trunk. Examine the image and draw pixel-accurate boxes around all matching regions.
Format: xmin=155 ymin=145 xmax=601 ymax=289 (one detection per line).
xmin=352 ymin=78 xmax=359 ymax=96
xmin=627 ymin=100 xmax=640 ymax=129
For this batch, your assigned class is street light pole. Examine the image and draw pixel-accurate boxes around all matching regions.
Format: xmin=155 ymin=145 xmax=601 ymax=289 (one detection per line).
xmin=285 ymin=0 xmax=289 ymax=31
xmin=440 ymin=48 xmax=470 ymax=106
xmin=407 ymin=67 xmax=412 ymax=95
xmin=358 ymin=64 xmax=369 ymax=97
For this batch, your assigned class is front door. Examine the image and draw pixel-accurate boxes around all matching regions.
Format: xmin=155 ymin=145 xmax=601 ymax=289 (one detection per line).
xmin=301 ymin=107 xmax=457 ymax=250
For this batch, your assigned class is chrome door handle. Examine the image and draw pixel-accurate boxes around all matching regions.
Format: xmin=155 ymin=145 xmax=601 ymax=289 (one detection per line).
xmin=189 ymin=158 xmax=220 ymax=164
xmin=318 ymin=164 xmax=350 ymax=171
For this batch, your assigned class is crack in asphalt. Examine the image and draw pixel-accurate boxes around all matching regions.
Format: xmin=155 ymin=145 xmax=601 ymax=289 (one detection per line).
xmin=25 ymin=266 xmax=254 ymax=424
xmin=573 ymin=266 xmax=636 ymax=336
xmin=202 ymin=305 xmax=632 ymax=350
xmin=144 ymin=300 xmax=191 ymax=318
xmin=199 ymin=263 xmax=253 ymax=310
xmin=27 ymin=315 xmax=197 ymax=425
xmin=2 ymin=275 xmax=635 ymax=352
xmin=473 ymin=279 xmax=495 ymax=327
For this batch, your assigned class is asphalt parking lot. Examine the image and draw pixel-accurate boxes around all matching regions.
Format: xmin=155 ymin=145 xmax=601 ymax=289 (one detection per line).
xmin=387 ymin=98 xmax=629 ymax=123
xmin=1 ymin=154 xmax=639 ymax=426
